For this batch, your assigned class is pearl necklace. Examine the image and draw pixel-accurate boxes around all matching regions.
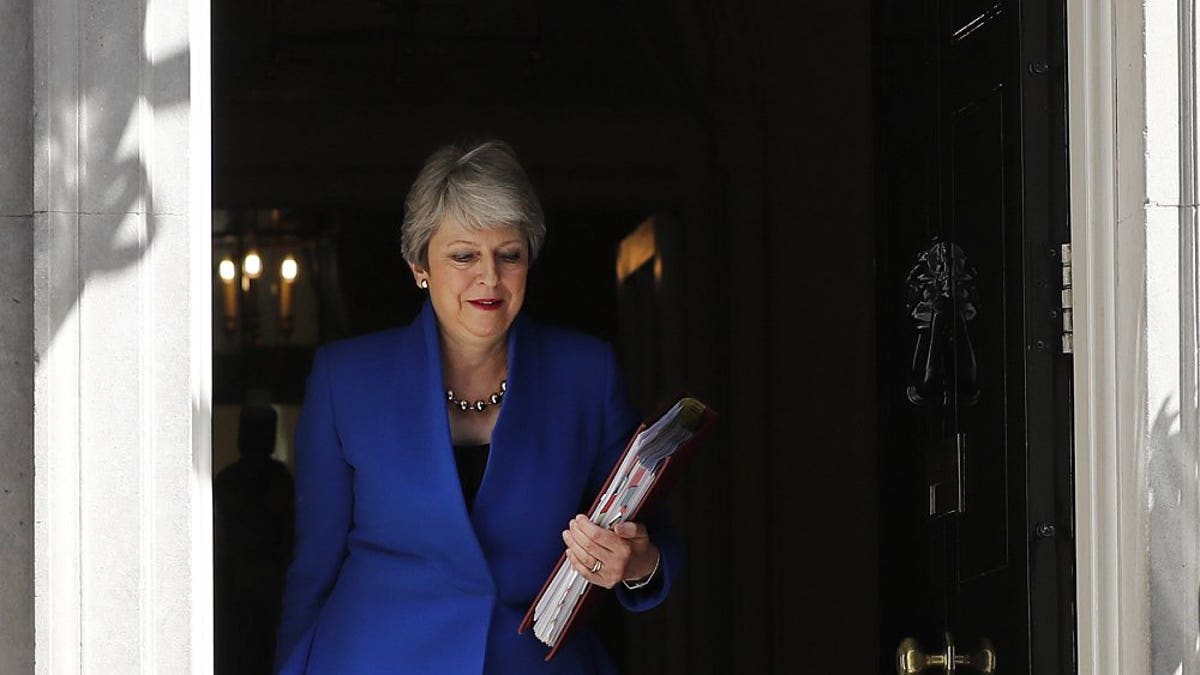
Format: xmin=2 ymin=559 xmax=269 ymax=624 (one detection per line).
xmin=446 ymin=380 xmax=507 ymax=412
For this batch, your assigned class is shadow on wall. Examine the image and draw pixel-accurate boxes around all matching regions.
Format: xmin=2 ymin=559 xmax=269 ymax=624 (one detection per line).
xmin=41 ymin=0 xmax=189 ymax=347
xmin=1148 ymin=398 xmax=1200 ymax=674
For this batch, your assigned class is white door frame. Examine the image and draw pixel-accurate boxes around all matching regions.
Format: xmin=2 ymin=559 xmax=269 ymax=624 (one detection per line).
xmin=1067 ymin=0 xmax=1150 ymax=671
xmin=1068 ymin=0 xmax=1200 ymax=672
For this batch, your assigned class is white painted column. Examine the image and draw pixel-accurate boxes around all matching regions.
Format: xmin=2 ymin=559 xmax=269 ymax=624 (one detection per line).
xmin=30 ymin=0 xmax=212 ymax=671
xmin=1069 ymin=0 xmax=1200 ymax=673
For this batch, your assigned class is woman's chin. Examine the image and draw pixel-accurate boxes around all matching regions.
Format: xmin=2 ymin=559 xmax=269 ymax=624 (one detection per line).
xmin=463 ymin=318 xmax=514 ymax=342
xmin=465 ymin=306 xmax=520 ymax=336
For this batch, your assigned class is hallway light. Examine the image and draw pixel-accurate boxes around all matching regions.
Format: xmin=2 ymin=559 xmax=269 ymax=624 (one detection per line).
xmin=218 ymin=258 xmax=237 ymax=282
xmin=219 ymin=257 xmax=238 ymax=332
xmin=616 ymin=217 xmax=661 ymax=285
xmin=279 ymin=255 xmax=298 ymax=337
xmin=280 ymin=256 xmax=298 ymax=282
xmin=243 ymin=251 xmax=263 ymax=279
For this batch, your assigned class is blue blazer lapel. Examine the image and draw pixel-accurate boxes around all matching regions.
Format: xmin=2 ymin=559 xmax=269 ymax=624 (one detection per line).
xmin=401 ymin=301 xmax=496 ymax=593
xmin=471 ymin=311 xmax=537 ymax=521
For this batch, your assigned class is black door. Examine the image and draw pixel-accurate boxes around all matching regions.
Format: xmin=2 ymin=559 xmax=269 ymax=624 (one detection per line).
xmin=875 ymin=1 xmax=1075 ymax=672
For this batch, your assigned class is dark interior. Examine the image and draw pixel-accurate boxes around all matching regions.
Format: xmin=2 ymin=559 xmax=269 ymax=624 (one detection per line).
xmin=211 ymin=3 xmax=881 ymax=673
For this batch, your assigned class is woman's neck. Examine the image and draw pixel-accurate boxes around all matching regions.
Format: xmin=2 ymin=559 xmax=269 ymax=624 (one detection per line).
xmin=438 ymin=332 xmax=508 ymax=396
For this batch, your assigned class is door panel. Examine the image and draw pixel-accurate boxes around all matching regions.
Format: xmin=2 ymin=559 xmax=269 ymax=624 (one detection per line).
xmin=950 ymin=87 xmax=1010 ymax=583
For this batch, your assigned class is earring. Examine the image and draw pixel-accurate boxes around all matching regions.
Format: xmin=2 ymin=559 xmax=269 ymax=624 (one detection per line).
xmin=420 ymin=279 xmax=429 ymax=289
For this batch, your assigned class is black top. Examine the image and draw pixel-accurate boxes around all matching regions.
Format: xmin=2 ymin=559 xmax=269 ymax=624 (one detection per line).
xmin=453 ymin=443 xmax=490 ymax=511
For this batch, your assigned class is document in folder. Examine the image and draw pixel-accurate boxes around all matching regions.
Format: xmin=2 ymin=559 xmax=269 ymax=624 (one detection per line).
xmin=518 ymin=395 xmax=717 ymax=660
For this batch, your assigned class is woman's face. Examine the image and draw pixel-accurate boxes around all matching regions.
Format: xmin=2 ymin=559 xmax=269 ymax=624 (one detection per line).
xmin=412 ymin=216 xmax=530 ymax=349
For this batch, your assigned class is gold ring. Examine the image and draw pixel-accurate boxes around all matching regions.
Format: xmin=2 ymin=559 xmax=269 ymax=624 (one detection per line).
xmin=590 ymin=559 xmax=603 ymax=574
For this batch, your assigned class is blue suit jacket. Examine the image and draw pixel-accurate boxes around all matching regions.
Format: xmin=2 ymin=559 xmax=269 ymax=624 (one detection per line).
xmin=274 ymin=301 xmax=682 ymax=674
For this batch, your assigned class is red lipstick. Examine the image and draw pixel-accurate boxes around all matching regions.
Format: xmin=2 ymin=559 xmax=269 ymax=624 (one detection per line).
xmin=468 ymin=299 xmax=504 ymax=311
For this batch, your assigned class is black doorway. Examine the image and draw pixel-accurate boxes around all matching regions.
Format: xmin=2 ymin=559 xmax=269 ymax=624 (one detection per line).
xmin=206 ymin=2 xmax=1046 ymax=674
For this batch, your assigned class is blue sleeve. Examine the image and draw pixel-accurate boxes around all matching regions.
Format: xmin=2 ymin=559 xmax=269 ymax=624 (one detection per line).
xmin=274 ymin=348 xmax=354 ymax=674
xmin=588 ymin=345 xmax=684 ymax=613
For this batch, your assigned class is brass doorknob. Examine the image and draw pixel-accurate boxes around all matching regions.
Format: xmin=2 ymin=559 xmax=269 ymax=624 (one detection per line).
xmin=959 ymin=639 xmax=997 ymax=673
xmin=896 ymin=636 xmax=996 ymax=673
xmin=897 ymin=638 xmax=949 ymax=674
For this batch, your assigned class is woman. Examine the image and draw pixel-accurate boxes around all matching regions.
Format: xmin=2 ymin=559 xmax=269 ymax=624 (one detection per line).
xmin=274 ymin=139 xmax=682 ymax=674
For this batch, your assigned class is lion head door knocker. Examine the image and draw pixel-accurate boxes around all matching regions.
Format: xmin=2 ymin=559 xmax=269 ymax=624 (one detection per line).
xmin=904 ymin=239 xmax=981 ymax=407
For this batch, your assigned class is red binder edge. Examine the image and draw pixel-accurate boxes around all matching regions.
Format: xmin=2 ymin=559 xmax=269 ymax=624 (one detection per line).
xmin=517 ymin=397 xmax=718 ymax=661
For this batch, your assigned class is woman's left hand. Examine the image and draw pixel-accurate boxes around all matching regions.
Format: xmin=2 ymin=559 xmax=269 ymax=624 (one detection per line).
xmin=562 ymin=514 xmax=659 ymax=589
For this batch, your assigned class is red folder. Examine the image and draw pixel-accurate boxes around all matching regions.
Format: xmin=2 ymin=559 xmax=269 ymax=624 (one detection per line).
xmin=518 ymin=395 xmax=718 ymax=661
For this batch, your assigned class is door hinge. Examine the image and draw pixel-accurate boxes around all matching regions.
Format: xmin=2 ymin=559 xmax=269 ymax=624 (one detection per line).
xmin=1060 ymin=243 xmax=1073 ymax=354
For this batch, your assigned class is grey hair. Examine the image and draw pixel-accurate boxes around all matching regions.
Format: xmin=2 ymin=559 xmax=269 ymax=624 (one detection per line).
xmin=401 ymin=139 xmax=546 ymax=267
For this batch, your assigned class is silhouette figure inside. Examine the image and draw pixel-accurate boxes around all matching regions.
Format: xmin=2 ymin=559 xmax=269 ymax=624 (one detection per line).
xmin=214 ymin=404 xmax=295 ymax=675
